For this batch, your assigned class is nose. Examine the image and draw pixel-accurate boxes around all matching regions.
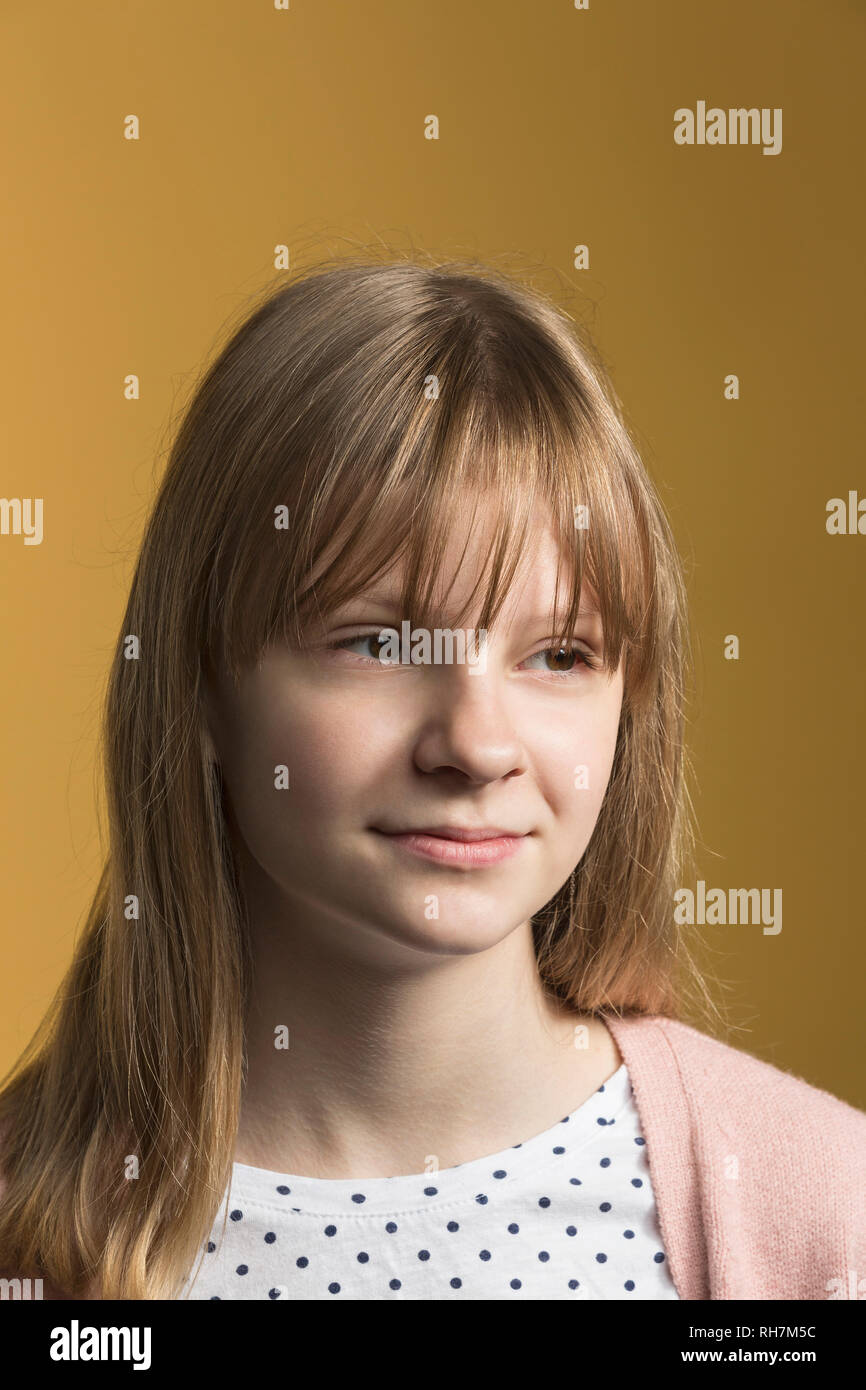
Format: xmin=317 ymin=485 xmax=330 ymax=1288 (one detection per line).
xmin=411 ymin=666 xmax=528 ymax=785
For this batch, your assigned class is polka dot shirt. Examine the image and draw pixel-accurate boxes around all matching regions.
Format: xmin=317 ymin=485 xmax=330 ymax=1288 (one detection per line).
xmin=183 ymin=1063 xmax=678 ymax=1300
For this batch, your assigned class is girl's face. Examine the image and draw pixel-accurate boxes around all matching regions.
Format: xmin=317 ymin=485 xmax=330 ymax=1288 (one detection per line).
xmin=205 ymin=501 xmax=626 ymax=961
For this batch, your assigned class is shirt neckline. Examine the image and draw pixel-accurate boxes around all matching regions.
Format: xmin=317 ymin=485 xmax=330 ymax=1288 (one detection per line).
xmin=225 ymin=1062 xmax=631 ymax=1216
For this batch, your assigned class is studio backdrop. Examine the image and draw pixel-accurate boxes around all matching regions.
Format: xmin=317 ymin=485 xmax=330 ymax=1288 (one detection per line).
xmin=1 ymin=0 xmax=863 ymax=1106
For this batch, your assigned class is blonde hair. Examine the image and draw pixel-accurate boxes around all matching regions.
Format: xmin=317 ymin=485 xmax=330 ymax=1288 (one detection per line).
xmin=0 ymin=250 xmax=714 ymax=1299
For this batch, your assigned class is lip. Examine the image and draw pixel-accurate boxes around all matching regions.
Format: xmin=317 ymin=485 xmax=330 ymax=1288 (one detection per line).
xmin=372 ymin=825 xmax=530 ymax=867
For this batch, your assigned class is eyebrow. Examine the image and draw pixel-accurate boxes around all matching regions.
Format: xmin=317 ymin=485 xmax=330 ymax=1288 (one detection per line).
xmin=328 ymin=591 xmax=602 ymax=621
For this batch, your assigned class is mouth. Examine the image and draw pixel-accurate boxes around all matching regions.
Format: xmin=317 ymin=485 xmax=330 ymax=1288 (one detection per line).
xmin=371 ymin=825 xmax=531 ymax=867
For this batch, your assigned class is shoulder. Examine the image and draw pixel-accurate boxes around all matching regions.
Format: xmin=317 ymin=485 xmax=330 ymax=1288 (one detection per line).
xmin=647 ymin=1017 xmax=866 ymax=1189
xmin=607 ymin=1012 xmax=866 ymax=1295
xmin=657 ymin=1014 xmax=866 ymax=1131
xmin=609 ymin=1011 xmax=866 ymax=1174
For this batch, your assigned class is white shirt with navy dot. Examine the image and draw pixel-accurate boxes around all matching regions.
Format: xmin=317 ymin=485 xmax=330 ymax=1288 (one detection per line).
xmin=183 ymin=1063 xmax=678 ymax=1300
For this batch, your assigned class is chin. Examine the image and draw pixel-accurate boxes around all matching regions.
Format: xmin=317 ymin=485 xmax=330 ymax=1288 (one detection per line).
xmin=371 ymin=892 xmax=530 ymax=954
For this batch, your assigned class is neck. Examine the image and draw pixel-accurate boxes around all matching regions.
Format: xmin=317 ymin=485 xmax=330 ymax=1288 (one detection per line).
xmin=233 ymin=854 xmax=622 ymax=1180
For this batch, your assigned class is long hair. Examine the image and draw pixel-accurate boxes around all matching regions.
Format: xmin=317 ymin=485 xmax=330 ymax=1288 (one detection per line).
xmin=0 ymin=251 xmax=713 ymax=1299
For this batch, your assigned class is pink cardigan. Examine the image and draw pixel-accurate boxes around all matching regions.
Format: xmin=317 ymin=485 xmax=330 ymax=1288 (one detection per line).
xmin=603 ymin=1012 xmax=866 ymax=1300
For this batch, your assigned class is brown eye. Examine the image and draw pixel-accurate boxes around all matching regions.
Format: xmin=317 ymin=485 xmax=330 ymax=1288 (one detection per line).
xmin=329 ymin=632 xmax=397 ymax=663
xmin=368 ymin=635 xmax=392 ymax=662
xmin=521 ymin=644 xmax=596 ymax=677
xmin=544 ymin=645 xmax=578 ymax=673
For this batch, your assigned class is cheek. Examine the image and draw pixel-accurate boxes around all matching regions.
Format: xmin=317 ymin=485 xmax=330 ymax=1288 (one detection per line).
xmin=220 ymin=687 xmax=395 ymax=838
xmin=536 ymin=693 xmax=622 ymax=825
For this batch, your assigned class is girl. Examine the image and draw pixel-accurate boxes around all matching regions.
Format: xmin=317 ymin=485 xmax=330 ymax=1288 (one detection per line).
xmin=0 ymin=255 xmax=863 ymax=1302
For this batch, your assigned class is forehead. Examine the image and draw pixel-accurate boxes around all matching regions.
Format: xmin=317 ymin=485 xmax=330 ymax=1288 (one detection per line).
xmin=330 ymin=574 xmax=601 ymax=628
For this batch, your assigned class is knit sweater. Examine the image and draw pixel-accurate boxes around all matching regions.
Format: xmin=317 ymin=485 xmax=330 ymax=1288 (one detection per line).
xmin=601 ymin=1012 xmax=866 ymax=1300
xmin=3 ymin=1012 xmax=865 ymax=1299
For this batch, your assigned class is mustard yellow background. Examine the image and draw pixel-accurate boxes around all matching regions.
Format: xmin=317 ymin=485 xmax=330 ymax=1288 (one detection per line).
xmin=1 ymin=1 xmax=864 ymax=1105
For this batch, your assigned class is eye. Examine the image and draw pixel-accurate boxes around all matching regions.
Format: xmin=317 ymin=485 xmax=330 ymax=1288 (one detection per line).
xmin=324 ymin=632 xmax=603 ymax=676
xmin=520 ymin=644 xmax=600 ymax=678
xmin=327 ymin=631 xmax=399 ymax=664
